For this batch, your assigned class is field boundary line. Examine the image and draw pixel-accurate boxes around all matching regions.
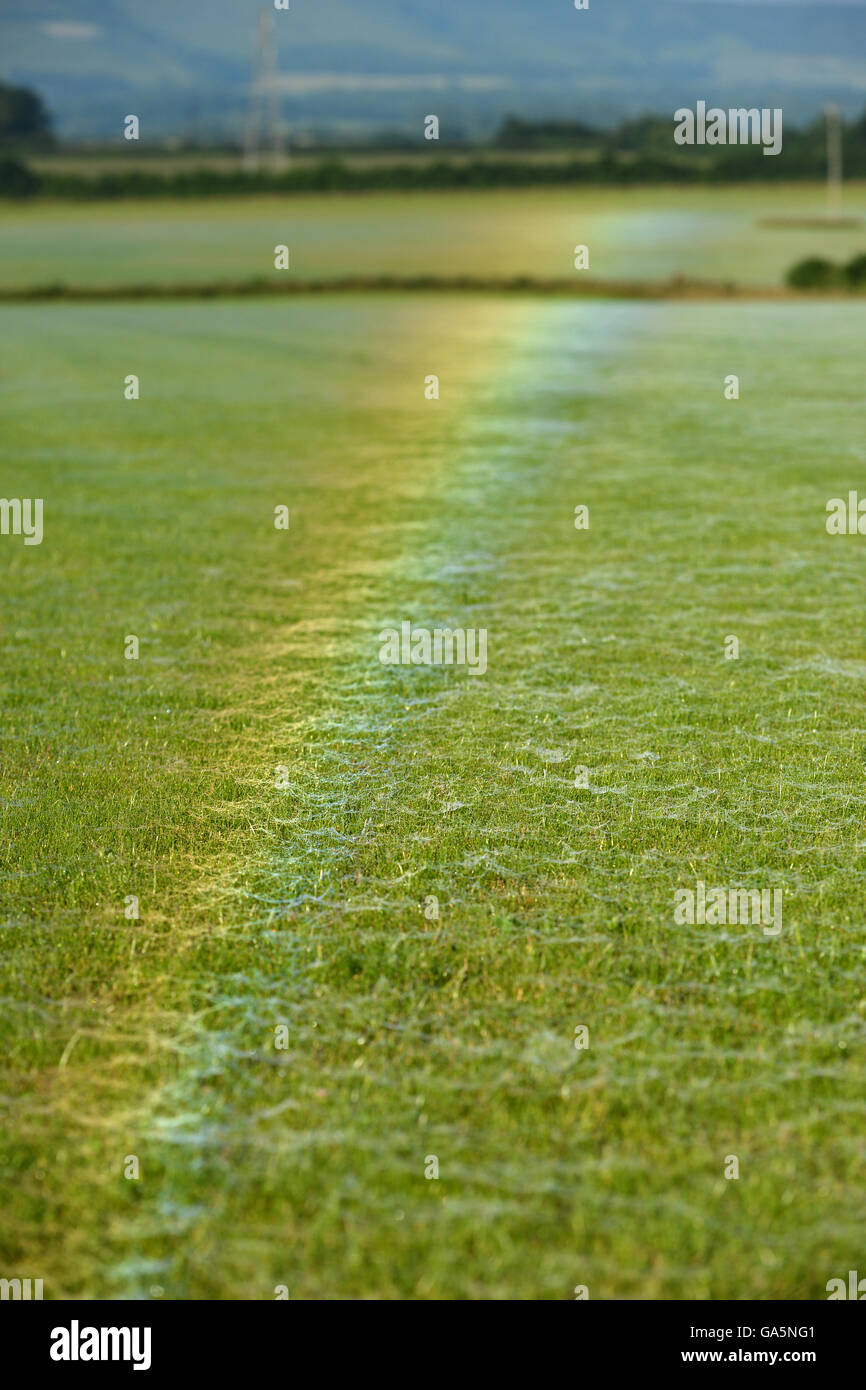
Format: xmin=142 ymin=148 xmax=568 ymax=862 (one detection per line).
xmin=0 ymin=274 xmax=859 ymax=303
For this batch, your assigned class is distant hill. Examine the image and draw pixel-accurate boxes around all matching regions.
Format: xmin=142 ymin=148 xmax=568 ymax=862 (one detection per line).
xmin=2 ymin=0 xmax=865 ymax=141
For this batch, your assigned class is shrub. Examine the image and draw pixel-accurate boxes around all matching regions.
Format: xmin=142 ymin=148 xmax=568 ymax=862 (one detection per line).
xmin=843 ymin=253 xmax=866 ymax=288
xmin=786 ymin=256 xmax=845 ymax=290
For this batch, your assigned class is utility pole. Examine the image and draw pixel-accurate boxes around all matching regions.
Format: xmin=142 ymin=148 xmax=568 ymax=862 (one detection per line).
xmin=826 ymin=103 xmax=842 ymax=218
xmin=243 ymin=5 xmax=286 ymax=171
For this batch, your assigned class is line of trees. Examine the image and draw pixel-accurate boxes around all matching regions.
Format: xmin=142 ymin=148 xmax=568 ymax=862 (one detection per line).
xmin=494 ymin=111 xmax=866 ymax=178
xmin=3 ymin=82 xmax=866 ymax=197
xmin=1 ymin=148 xmax=860 ymax=201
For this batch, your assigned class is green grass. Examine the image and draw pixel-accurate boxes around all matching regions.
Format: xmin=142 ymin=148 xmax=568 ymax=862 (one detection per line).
xmin=1 ymin=292 xmax=865 ymax=1299
xmin=2 ymin=184 xmax=865 ymax=293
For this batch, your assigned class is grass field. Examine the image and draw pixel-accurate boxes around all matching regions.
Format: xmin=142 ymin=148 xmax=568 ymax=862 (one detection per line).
xmin=2 ymin=183 xmax=865 ymax=293
xmin=2 ymin=283 xmax=865 ymax=1298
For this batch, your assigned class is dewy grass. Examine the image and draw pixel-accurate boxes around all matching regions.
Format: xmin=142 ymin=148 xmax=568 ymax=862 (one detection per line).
xmin=1 ymin=294 xmax=865 ymax=1299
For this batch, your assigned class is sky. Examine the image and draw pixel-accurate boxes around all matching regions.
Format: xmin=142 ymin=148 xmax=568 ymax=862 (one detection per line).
xmin=1 ymin=1 xmax=864 ymax=141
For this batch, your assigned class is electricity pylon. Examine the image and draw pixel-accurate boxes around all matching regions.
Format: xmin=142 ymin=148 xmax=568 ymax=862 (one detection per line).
xmin=825 ymin=103 xmax=842 ymax=218
xmin=243 ymin=5 xmax=286 ymax=171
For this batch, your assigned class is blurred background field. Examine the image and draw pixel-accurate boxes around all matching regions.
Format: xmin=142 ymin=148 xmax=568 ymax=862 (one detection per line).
xmin=2 ymin=184 xmax=866 ymax=293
